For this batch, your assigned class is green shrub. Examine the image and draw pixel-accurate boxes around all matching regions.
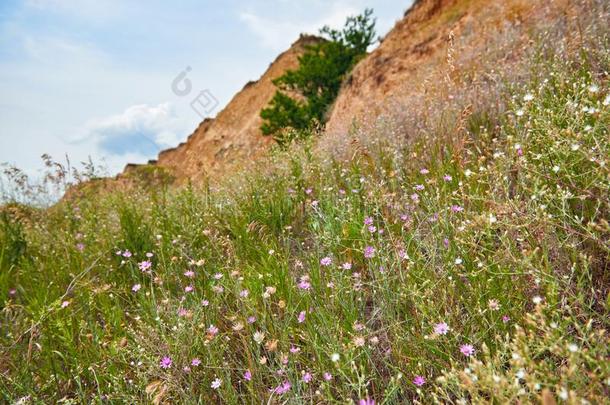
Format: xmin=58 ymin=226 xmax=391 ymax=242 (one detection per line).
xmin=260 ymin=9 xmax=376 ymax=145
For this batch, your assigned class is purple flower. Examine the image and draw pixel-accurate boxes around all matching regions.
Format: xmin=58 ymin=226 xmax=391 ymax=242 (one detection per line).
xmin=122 ymin=250 xmax=132 ymax=258
xmin=359 ymin=399 xmax=375 ymax=405
xmin=414 ymin=184 xmax=424 ymax=191
xmin=342 ymin=262 xmax=352 ymax=270
xmin=443 ymin=174 xmax=452 ymax=182
xmin=364 ymin=216 xmax=374 ymax=226
xmin=420 ymin=168 xmax=429 ymax=174
xmin=434 ymin=322 xmax=449 ymax=335
xmin=138 ymin=260 xmax=152 ymax=272
xmin=460 ymin=344 xmax=475 ymax=357
xmin=323 ymin=372 xmax=332 ymax=381
xmin=160 ymin=356 xmax=172 ymax=369
xmin=76 ymin=243 xmax=85 ymax=251
xmin=302 ymin=372 xmax=312 ymax=383
xmin=184 ymin=270 xmax=195 ymax=278
xmin=184 ymin=285 xmax=194 ymax=293
xmin=131 ymin=284 xmax=141 ymax=292
xmin=502 ymin=315 xmax=511 ymax=323
xmin=297 ymin=280 xmax=311 ymax=290
xmin=320 ymin=257 xmax=332 ymax=266
xmin=272 ymin=380 xmax=292 ymax=394
xmin=297 ymin=311 xmax=306 ymax=323
xmin=247 ymin=316 xmax=256 ymax=324
xmin=413 ymin=375 xmax=426 ymax=386
xmin=364 ymin=246 xmax=376 ymax=259
xmin=191 ymin=358 xmax=201 ymax=366
xmin=451 ymin=205 xmax=463 ymax=213
xmin=244 ymin=370 xmax=252 ymax=381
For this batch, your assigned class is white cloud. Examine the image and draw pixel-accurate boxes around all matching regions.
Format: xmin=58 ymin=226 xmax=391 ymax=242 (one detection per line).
xmin=76 ymin=103 xmax=189 ymax=157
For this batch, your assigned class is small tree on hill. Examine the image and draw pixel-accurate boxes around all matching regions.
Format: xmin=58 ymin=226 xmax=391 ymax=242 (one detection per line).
xmin=260 ymin=9 xmax=377 ymax=146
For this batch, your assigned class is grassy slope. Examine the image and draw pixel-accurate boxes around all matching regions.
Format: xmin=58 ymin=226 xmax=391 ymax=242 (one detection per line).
xmin=2 ymin=12 xmax=610 ymax=405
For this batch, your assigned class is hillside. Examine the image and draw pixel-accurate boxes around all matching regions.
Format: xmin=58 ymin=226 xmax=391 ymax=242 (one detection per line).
xmin=326 ymin=0 xmax=578 ymax=137
xmin=1 ymin=0 xmax=609 ymax=403
xmin=120 ymin=0 xmax=585 ymax=185
xmin=122 ymin=35 xmax=322 ymax=185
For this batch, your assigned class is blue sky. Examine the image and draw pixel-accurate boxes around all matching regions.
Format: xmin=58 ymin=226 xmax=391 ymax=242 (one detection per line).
xmin=0 ymin=0 xmax=412 ymax=177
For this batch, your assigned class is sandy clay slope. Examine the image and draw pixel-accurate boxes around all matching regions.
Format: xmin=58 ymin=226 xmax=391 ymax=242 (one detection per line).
xmin=121 ymin=35 xmax=322 ymax=185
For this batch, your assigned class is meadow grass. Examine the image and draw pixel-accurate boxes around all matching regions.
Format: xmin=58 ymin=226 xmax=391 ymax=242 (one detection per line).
xmin=1 ymin=20 xmax=610 ymax=405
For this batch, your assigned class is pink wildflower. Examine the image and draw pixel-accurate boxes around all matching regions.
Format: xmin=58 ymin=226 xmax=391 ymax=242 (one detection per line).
xmin=297 ymin=280 xmax=311 ymax=290
xmin=138 ymin=260 xmax=152 ymax=272
xmin=460 ymin=344 xmax=475 ymax=357
xmin=160 ymin=356 xmax=172 ymax=369
xmin=207 ymin=325 xmax=219 ymax=336
xmin=413 ymin=375 xmax=426 ymax=386
xmin=434 ymin=322 xmax=449 ymax=335
xmin=273 ymin=380 xmax=291 ymax=394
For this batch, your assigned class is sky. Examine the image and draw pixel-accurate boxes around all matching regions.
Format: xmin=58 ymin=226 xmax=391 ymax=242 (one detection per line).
xmin=0 ymin=0 xmax=412 ymax=178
